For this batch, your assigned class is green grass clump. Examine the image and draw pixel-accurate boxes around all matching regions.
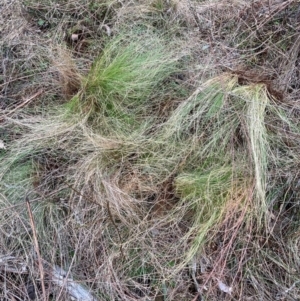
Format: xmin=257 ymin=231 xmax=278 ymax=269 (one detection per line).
xmin=139 ymin=74 xmax=274 ymax=270
xmin=69 ymin=33 xmax=177 ymax=135
xmin=235 ymin=84 xmax=269 ymax=217
xmin=175 ymin=165 xmax=235 ymax=252
xmin=175 ymin=166 xmax=233 ymax=200
xmin=0 ymin=155 xmax=33 ymax=204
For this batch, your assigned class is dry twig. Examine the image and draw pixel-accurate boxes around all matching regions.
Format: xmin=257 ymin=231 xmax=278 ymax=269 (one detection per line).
xmin=26 ymin=195 xmax=47 ymax=300
xmin=0 ymin=89 xmax=43 ymax=121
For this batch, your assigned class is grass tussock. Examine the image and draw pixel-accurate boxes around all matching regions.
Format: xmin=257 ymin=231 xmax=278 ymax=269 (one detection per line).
xmin=1 ymin=0 xmax=300 ymax=300
xmin=71 ymin=33 xmax=178 ymax=134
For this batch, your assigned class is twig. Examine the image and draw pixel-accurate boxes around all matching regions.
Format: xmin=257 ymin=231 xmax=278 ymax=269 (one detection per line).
xmin=191 ymin=293 xmax=201 ymax=301
xmin=8 ymin=89 xmax=43 ymax=114
xmin=190 ymin=258 xmax=201 ymax=295
xmin=0 ymin=89 xmax=43 ymax=121
xmin=0 ymin=187 xmax=68 ymax=213
xmin=26 ymin=195 xmax=47 ymax=300
xmin=106 ymin=201 xmax=126 ymax=260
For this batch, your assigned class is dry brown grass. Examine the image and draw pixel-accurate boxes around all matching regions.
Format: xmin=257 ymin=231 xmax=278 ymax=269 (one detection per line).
xmin=1 ymin=0 xmax=300 ymax=300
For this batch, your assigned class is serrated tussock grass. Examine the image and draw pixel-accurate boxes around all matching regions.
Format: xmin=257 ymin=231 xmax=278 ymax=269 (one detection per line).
xmin=1 ymin=47 xmax=300 ymax=300
xmin=67 ymin=33 xmax=178 ymax=136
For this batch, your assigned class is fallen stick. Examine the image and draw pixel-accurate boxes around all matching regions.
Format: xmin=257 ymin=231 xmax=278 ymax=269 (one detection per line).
xmin=8 ymin=89 xmax=43 ymax=115
xmin=0 ymin=89 xmax=43 ymax=121
xmin=26 ymin=196 xmax=47 ymax=300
